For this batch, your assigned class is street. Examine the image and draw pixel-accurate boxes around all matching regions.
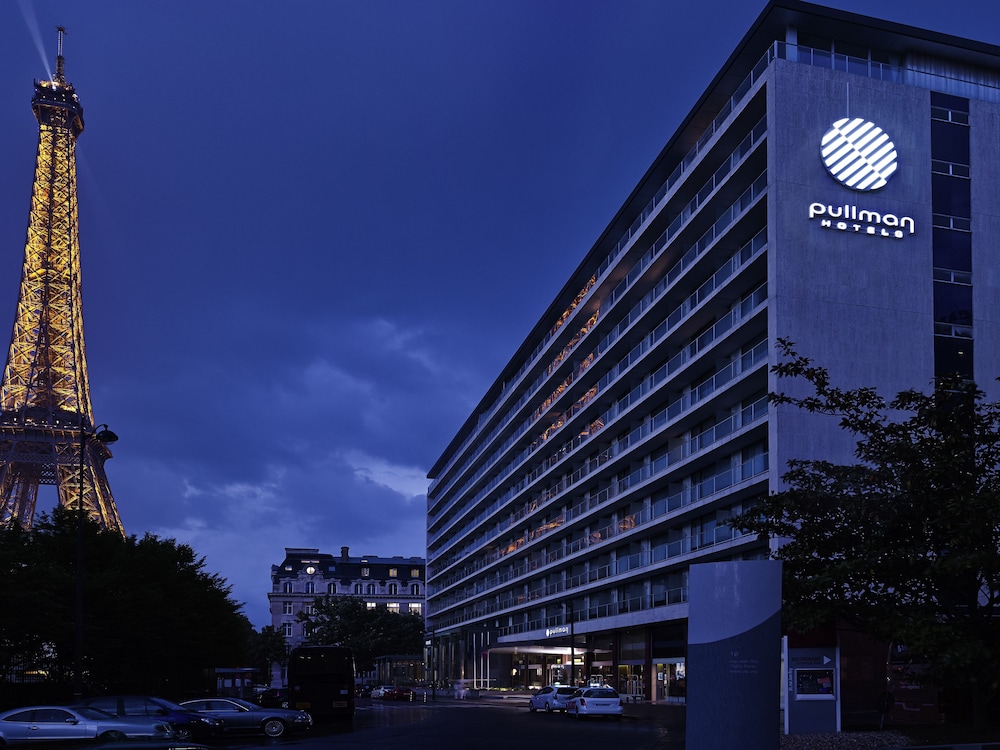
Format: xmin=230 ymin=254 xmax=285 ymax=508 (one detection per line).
xmin=217 ymin=698 xmax=683 ymax=750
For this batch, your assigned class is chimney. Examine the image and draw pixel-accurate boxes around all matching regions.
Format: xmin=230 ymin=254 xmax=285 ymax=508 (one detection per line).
xmin=341 ymin=546 xmax=350 ymax=561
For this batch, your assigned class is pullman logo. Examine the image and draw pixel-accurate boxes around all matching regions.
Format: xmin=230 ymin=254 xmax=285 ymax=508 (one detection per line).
xmin=820 ymin=118 xmax=897 ymax=191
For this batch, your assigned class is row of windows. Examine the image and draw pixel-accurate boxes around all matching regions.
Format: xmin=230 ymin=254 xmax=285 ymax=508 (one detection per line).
xmin=931 ymin=92 xmax=973 ymax=380
xmin=280 ymin=581 xmax=421 ymax=596
xmin=282 ymin=600 xmax=423 ymax=617
xmin=284 ymin=566 xmax=422 ymax=579
xmin=280 ymin=603 xmax=422 ymax=636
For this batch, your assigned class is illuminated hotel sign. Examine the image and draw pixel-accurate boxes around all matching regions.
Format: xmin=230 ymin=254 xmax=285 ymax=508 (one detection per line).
xmin=821 ymin=118 xmax=897 ymax=190
xmin=545 ymin=626 xmax=570 ymax=637
xmin=809 ymin=117 xmax=914 ymax=239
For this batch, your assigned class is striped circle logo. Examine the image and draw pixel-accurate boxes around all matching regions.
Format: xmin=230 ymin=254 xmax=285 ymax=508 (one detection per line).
xmin=820 ymin=118 xmax=897 ymax=191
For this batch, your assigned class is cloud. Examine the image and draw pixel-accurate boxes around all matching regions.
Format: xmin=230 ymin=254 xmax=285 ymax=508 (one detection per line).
xmin=342 ymin=450 xmax=428 ymax=500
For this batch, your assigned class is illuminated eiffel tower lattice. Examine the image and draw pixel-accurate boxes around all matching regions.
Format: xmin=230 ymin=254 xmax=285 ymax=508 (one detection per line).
xmin=0 ymin=28 xmax=123 ymax=534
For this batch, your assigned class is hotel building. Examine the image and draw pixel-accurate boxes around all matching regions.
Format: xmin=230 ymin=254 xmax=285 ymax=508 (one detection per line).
xmin=425 ymin=0 xmax=1000 ymax=703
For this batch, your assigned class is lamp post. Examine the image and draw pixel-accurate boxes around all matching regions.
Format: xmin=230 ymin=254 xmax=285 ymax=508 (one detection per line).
xmin=74 ymin=420 xmax=117 ymax=699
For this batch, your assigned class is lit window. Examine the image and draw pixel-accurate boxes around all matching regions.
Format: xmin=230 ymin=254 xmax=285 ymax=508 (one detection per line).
xmin=388 ymin=568 xmax=397 ymax=578
xmin=361 ymin=567 xmax=370 ymax=577
xmin=410 ymin=568 xmax=420 ymax=578
xmin=409 ymin=602 xmax=422 ymax=614
xmin=387 ymin=603 xmax=400 ymax=614
xmin=366 ymin=602 xmax=376 ymax=610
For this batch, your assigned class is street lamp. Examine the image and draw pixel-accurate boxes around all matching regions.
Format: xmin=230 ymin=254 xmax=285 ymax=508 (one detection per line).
xmin=74 ymin=420 xmax=117 ymax=698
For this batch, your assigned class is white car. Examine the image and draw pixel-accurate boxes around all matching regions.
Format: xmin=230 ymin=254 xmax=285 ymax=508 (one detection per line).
xmin=565 ymin=687 xmax=624 ymax=719
xmin=370 ymin=686 xmax=394 ymax=699
xmin=528 ymin=686 xmax=577 ymax=713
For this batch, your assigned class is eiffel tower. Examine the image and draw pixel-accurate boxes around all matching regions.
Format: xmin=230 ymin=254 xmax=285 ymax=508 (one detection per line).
xmin=0 ymin=28 xmax=123 ymax=535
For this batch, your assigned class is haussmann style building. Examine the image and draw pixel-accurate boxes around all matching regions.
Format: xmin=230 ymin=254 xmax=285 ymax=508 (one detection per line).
xmin=269 ymin=547 xmax=426 ymax=685
xmin=424 ymin=0 xmax=1000 ymax=707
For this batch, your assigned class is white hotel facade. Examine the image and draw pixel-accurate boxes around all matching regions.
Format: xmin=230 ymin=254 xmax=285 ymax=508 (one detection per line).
xmin=425 ymin=0 xmax=1000 ymax=702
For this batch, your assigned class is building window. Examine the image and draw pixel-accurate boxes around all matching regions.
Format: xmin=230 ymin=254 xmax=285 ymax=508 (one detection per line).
xmin=282 ymin=623 xmax=292 ymax=637
xmin=408 ymin=602 xmax=422 ymax=615
xmin=388 ymin=583 xmax=398 ymax=595
xmin=388 ymin=567 xmax=397 ymax=578
xmin=366 ymin=583 xmax=376 ymax=595
xmin=305 ymin=582 xmax=315 ymax=594
xmin=361 ymin=567 xmax=370 ymax=577
xmin=354 ymin=583 xmax=362 ymax=595
xmin=387 ymin=603 xmax=400 ymax=614
xmin=282 ymin=582 xmax=292 ymax=594
xmin=410 ymin=583 xmax=420 ymax=596
xmin=328 ymin=583 xmax=336 ymax=594
xmin=304 ymin=603 xmax=315 ymax=615
xmin=282 ymin=602 xmax=293 ymax=615
xmin=366 ymin=602 xmax=376 ymax=610
xmin=410 ymin=568 xmax=420 ymax=579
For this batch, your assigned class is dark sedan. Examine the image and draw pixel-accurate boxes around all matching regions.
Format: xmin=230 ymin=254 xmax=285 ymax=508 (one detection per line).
xmin=383 ymin=687 xmax=414 ymax=701
xmin=179 ymin=698 xmax=312 ymax=738
xmin=73 ymin=696 xmax=224 ymax=741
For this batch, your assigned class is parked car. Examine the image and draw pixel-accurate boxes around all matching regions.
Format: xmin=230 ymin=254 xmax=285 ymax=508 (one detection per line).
xmin=73 ymin=696 xmax=224 ymax=740
xmin=179 ymin=697 xmax=312 ymax=738
xmin=565 ymin=687 xmax=624 ymax=719
xmin=528 ymin=685 xmax=577 ymax=713
xmin=254 ymin=687 xmax=290 ymax=709
xmin=382 ymin=687 xmax=413 ymax=701
xmin=370 ymin=686 xmax=394 ymax=699
xmin=0 ymin=705 xmax=173 ymax=744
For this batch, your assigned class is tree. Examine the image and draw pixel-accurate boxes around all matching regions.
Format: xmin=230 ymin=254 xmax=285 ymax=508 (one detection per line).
xmin=297 ymin=596 xmax=424 ymax=672
xmin=248 ymin=626 xmax=288 ymax=684
xmin=733 ymin=340 xmax=1000 ymax=723
xmin=0 ymin=506 xmax=251 ymax=700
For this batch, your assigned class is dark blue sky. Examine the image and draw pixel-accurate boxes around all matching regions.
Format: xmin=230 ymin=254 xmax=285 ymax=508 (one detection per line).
xmin=0 ymin=0 xmax=995 ymax=627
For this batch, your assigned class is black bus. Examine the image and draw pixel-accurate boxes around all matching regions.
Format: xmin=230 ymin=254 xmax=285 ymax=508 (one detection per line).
xmin=287 ymin=645 xmax=356 ymax=720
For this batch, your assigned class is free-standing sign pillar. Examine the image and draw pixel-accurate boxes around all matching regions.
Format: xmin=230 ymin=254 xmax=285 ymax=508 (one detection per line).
xmin=686 ymin=561 xmax=782 ymax=750
xmin=784 ymin=640 xmax=840 ymax=734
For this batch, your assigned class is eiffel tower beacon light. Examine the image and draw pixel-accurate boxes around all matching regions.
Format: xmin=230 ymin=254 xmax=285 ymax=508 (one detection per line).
xmin=0 ymin=27 xmax=123 ymax=534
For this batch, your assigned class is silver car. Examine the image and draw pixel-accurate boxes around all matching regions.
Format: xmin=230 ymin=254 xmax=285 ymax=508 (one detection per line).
xmin=180 ymin=697 xmax=312 ymax=738
xmin=528 ymin=685 xmax=577 ymax=713
xmin=0 ymin=705 xmax=174 ymax=743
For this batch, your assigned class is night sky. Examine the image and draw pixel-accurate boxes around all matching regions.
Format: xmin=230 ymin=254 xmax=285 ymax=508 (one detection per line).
xmin=0 ymin=0 xmax=995 ymax=628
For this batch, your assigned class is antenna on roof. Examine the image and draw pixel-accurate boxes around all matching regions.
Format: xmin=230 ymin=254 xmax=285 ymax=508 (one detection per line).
xmin=55 ymin=26 xmax=66 ymax=84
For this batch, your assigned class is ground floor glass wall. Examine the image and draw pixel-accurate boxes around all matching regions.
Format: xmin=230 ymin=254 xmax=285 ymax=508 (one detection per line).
xmin=432 ymin=620 xmax=687 ymax=703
